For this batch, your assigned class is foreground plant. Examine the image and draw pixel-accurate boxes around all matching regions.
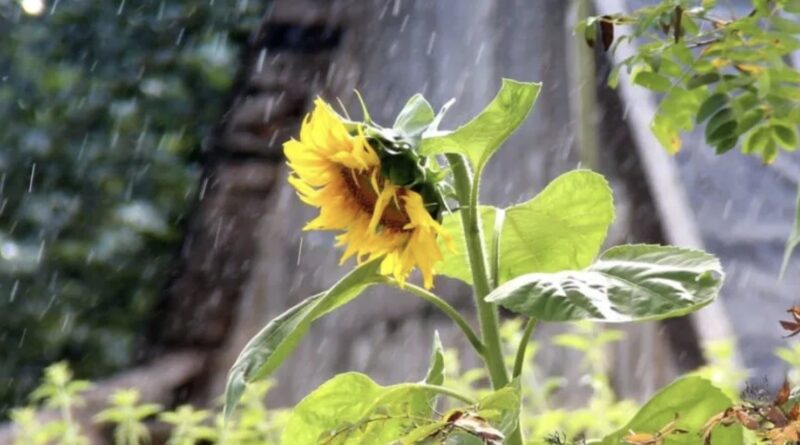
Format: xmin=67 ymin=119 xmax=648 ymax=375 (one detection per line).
xmin=223 ymin=79 xmax=732 ymax=444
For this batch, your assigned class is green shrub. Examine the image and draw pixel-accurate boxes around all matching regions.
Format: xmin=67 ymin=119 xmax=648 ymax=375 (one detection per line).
xmin=0 ymin=1 xmax=262 ymax=414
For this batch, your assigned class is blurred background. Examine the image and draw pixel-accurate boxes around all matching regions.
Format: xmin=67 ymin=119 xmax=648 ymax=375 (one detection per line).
xmin=0 ymin=0 xmax=798 ymax=440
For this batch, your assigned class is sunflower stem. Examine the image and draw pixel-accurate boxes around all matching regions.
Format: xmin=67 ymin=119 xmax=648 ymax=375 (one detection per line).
xmin=382 ymin=278 xmax=485 ymax=356
xmin=444 ymin=154 xmax=509 ymax=389
xmin=513 ymin=317 xmax=538 ymax=378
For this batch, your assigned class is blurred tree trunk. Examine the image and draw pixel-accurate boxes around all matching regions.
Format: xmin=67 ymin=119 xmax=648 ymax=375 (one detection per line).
xmin=144 ymin=0 xmax=359 ymax=405
xmin=147 ymin=0 xmax=702 ymax=409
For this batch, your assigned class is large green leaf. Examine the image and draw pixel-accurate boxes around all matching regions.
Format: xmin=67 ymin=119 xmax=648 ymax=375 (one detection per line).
xmin=601 ymin=376 xmax=741 ymax=445
xmin=224 ymin=261 xmax=381 ymax=419
xmin=420 ymin=79 xmax=541 ymax=173
xmin=497 ymin=170 xmax=614 ymax=284
xmin=281 ymin=372 xmax=470 ymax=445
xmin=437 ymin=206 xmax=498 ymax=285
xmin=781 ymin=185 xmax=800 ymax=278
xmin=486 ymin=245 xmax=723 ymax=322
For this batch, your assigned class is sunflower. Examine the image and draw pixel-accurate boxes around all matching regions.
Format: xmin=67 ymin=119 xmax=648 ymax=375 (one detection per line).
xmin=284 ymin=98 xmax=451 ymax=288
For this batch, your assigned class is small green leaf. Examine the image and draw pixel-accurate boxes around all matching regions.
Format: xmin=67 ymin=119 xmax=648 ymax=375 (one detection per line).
xmin=476 ymin=380 xmax=521 ymax=435
xmin=497 ymin=170 xmax=614 ymax=284
xmin=421 ymin=331 xmax=445 ymax=416
xmin=743 ymin=125 xmax=771 ymax=155
xmin=423 ymin=332 xmax=445 ymax=387
xmin=781 ymin=186 xmax=800 ymax=279
xmin=632 ymin=71 xmax=672 ymax=92
xmin=696 ymin=93 xmax=729 ymax=124
xmin=705 ymin=108 xmax=737 ymax=143
xmin=772 ymin=121 xmax=798 ymax=150
xmin=686 ymin=72 xmax=720 ymax=89
xmin=714 ymin=137 xmax=738 ymax=154
xmin=420 ymin=79 xmax=541 ymax=173
xmin=486 ymin=244 xmax=723 ymax=322
xmin=437 ymin=206 xmax=498 ymax=285
xmin=601 ymin=376 xmax=741 ymax=445
xmin=737 ymin=108 xmax=765 ymax=135
xmin=224 ymin=261 xmax=381 ymax=419
xmin=393 ymin=94 xmax=435 ymax=139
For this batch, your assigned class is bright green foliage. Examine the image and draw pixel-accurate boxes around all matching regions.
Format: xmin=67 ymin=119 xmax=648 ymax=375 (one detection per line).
xmin=160 ymin=406 xmax=216 ymax=445
xmin=95 ymin=389 xmax=161 ymax=445
xmin=26 ymin=362 xmax=91 ymax=445
xmin=0 ymin=0 xmax=263 ymax=413
xmin=497 ymin=170 xmax=614 ymax=284
xmin=600 ymin=376 xmax=742 ymax=445
xmin=9 ymin=407 xmax=64 ymax=445
xmin=420 ymin=79 xmax=541 ymax=175
xmin=588 ymin=1 xmax=800 ymax=161
xmin=11 ymin=362 xmax=291 ymax=445
xmin=281 ymin=373 xmax=425 ymax=444
xmin=217 ymin=380 xmax=289 ymax=444
xmin=224 ymin=261 xmax=382 ymax=419
xmin=487 ymin=245 xmax=723 ymax=322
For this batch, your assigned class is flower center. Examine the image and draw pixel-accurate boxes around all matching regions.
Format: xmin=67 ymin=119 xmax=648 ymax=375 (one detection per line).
xmin=341 ymin=167 xmax=410 ymax=232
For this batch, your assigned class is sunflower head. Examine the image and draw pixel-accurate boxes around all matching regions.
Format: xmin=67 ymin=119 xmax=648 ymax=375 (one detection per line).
xmin=284 ymin=98 xmax=453 ymax=288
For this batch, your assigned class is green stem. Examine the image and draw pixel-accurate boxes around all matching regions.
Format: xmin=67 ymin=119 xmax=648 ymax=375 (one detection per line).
xmin=513 ymin=317 xmax=538 ymax=378
xmin=445 ymin=154 xmax=509 ymax=389
xmin=447 ymin=154 xmax=525 ymax=445
xmin=384 ymin=278 xmax=485 ymax=356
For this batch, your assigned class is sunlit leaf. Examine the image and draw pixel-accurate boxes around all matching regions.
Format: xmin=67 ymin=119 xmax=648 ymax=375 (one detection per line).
xmin=281 ymin=373 xmax=473 ymax=445
xmin=486 ymin=245 xmax=723 ymax=322
xmin=497 ymin=170 xmax=614 ymax=284
xmin=420 ymin=79 xmax=541 ymax=173
xmin=632 ymin=71 xmax=672 ymax=93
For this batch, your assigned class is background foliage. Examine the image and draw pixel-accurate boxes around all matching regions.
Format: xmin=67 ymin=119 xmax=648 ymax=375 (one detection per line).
xmin=0 ymin=0 xmax=262 ymax=415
